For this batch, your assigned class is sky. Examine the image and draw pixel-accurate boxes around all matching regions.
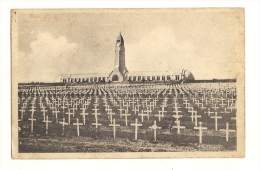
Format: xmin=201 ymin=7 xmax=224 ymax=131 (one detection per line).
xmin=17 ymin=9 xmax=243 ymax=82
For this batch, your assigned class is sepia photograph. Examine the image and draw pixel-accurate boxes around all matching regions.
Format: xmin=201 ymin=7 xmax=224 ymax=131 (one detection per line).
xmin=12 ymin=8 xmax=245 ymax=158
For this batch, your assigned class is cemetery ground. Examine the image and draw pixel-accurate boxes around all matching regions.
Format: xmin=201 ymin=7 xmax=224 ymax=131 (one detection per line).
xmin=19 ymin=126 xmax=236 ymax=152
xmin=18 ymin=82 xmax=237 ymax=153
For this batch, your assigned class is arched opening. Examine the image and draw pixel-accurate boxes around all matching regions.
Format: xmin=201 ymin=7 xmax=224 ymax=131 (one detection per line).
xmin=112 ymin=75 xmax=119 ymax=81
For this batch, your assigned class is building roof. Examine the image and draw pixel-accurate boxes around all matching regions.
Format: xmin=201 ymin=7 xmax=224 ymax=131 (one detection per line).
xmin=60 ymin=73 xmax=108 ymax=78
xmin=128 ymin=69 xmax=185 ymax=76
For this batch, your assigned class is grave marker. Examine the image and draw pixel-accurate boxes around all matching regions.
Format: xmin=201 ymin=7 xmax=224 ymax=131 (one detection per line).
xmin=28 ymin=114 xmax=36 ymax=133
xmin=73 ymin=118 xmax=83 ymax=137
xmin=66 ymin=110 xmax=74 ymax=124
xmin=194 ymin=122 xmax=207 ymax=144
xmin=121 ymin=111 xmax=131 ymax=126
xmin=138 ymin=110 xmax=148 ymax=123
xmin=131 ymin=118 xmax=142 ymax=140
xmin=172 ymin=120 xmax=185 ymax=134
xmin=80 ymin=108 xmax=89 ymax=125
xmin=91 ymin=117 xmax=102 ymax=132
xmin=220 ymin=122 xmax=236 ymax=142
xmin=109 ymin=118 xmax=120 ymax=139
xmin=149 ymin=120 xmax=161 ymax=141
xmin=107 ymin=110 xmax=116 ymax=124
xmin=210 ymin=112 xmax=222 ymax=131
xmin=59 ymin=118 xmax=68 ymax=136
xmin=43 ymin=115 xmax=52 ymax=134
xmin=155 ymin=110 xmax=164 ymax=122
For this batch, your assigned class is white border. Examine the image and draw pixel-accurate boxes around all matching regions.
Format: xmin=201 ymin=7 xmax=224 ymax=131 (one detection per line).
xmin=1 ymin=0 xmax=259 ymax=170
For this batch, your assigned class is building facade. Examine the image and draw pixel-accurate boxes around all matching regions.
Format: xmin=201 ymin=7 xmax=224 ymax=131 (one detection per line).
xmin=57 ymin=33 xmax=195 ymax=83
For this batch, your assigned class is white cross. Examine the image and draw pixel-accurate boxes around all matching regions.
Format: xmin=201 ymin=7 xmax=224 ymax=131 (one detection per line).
xmin=52 ymin=108 xmax=60 ymax=122
xmin=210 ymin=98 xmax=215 ymax=103
xmin=172 ymin=114 xmax=183 ymax=123
xmin=70 ymin=106 xmax=77 ymax=117
xmin=91 ymin=117 xmax=102 ymax=129
xmin=219 ymin=98 xmax=226 ymax=107
xmin=200 ymin=103 xmax=206 ymax=110
xmin=221 ymin=108 xmax=230 ymax=114
xmin=109 ymin=118 xmax=120 ymax=139
xmin=118 ymin=105 xmax=124 ymax=118
xmin=138 ymin=110 xmax=148 ymax=122
xmin=28 ymin=114 xmax=36 ymax=133
xmin=29 ymin=106 xmax=36 ymax=116
xmin=205 ymin=108 xmax=214 ymax=116
xmin=173 ymin=107 xmax=182 ymax=116
xmin=80 ymin=108 xmax=89 ymax=125
xmin=149 ymin=120 xmax=161 ymax=141
xmin=155 ymin=110 xmax=164 ymax=122
xmin=228 ymin=103 xmax=235 ymax=112
xmin=19 ymin=108 xmax=26 ymax=120
xmin=103 ymin=103 xmax=110 ymax=112
xmin=73 ymin=118 xmax=83 ymax=137
xmin=159 ymin=107 xmax=167 ymax=116
xmin=183 ymin=99 xmax=189 ymax=108
xmin=212 ymin=104 xmax=219 ymax=111
xmin=121 ymin=111 xmax=131 ymax=126
xmin=66 ymin=109 xmax=74 ymax=124
xmin=131 ymin=118 xmax=142 ymax=140
xmin=59 ymin=118 xmax=68 ymax=136
xmin=43 ymin=115 xmax=52 ymax=134
xmin=220 ymin=122 xmax=236 ymax=142
xmin=189 ymin=109 xmax=196 ymax=122
xmin=92 ymin=106 xmax=101 ymax=119
xmin=107 ymin=110 xmax=115 ymax=124
xmin=172 ymin=120 xmax=185 ymax=134
xmin=132 ymin=105 xmax=139 ymax=115
xmin=194 ymin=122 xmax=207 ymax=144
xmin=210 ymin=112 xmax=222 ymax=131
xmin=191 ymin=111 xmax=201 ymax=127
xmin=40 ymin=107 xmax=48 ymax=121
xmin=144 ymin=107 xmax=151 ymax=120
xmin=61 ymin=105 xmax=67 ymax=113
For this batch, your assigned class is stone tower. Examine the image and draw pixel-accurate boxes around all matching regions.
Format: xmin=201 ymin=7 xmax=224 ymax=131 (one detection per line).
xmin=108 ymin=32 xmax=128 ymax=82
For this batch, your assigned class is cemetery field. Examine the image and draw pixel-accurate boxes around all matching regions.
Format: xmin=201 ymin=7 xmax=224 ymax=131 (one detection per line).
xmin=18 ymin=82 xmax=237 ymax=153
xmin=19 ymin=126 xmax=236 ymax=152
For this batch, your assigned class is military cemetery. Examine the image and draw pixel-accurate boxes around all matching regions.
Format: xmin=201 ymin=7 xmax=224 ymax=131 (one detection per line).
xmin=14 ymin=10 xmax=243 ymax=155
xmin=18 ymin=80 xmax=237 ymax=152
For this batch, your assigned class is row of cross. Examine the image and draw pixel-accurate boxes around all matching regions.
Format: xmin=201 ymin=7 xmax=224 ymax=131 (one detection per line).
xmin=18 ymin=83 xmax=237 ymax=143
